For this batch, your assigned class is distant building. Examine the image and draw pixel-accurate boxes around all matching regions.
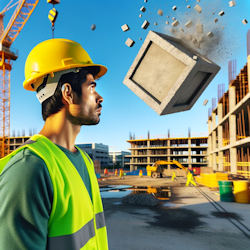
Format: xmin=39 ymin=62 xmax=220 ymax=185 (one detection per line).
xmin=76 ymin=143 xmax=109 ymax=168
xmin=109 ymin=151 xmax=131 ymax=168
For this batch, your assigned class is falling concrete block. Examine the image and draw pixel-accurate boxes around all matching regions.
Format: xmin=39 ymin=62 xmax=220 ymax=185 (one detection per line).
xmin=229 ymin=1 xmax=236 ymax=7
xmin=172 ymin=17 xmax=176 ymax=20
xmin=144 ymin=0 xmax=147 ymax=2
xmin=91 ymin=24 xmax=96 ymax=30
xmin=123 ymin=31 xmax=221 ymax=115
xmin=207 ymin=31 xmax=214 ymax=38
xmin=242 ymin=19 xmax=248 ymax=25
xmin=140 ymin=6 xmax=146 ymax=12
xmin=125 ymin=38 xmax=135 ymax=47
xmin=214 ymin=18 xmax=218 ymax=23
xmin=172 ymin=20 xmax=179 ymax=27
xmin=121 ymin=24 xmax=130 ymax=32
xmin=154 ymin=23 xmax=157 ymax=26
xmin=157 ymin=9 xmax=164 ymax=16
xmin=194 ymin=4 xmax=202 ymax=13
xmin=166 ymin=21 xmax=169 ymax=25
xmin=219 ymin=11 xmax=225 ymax=16
xmin=193 ymin=55 xmax=198 ymax=60
xmin=139 ymin=14 xmax=142 ymax=18
xmin=185 ymin=21 xmax=193 ymax=28
xmin=141 ymin=20 xmax=150 ymax=29
xmin=139 ymin=38 xmax=142 ymax=40
xmin=203 ymin=99 xmax=208 ymax=106
xmin=186 ymin=34 xmax=192 ymax=41
xmin=172 ymin=6 xmax=177 ymax=11
xmin=187 ymin=5 xmax=191 ymax=8
xmin=196 ymin=23 xmax=203 ymax=33
xmin=167 ymin=16 xmax=169 ymax=18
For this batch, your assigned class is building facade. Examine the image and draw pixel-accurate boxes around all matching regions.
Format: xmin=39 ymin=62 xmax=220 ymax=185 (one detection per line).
xmin=109 ymin=151 xmax=131 ymax=168
xmin=76 ymin=143 xmax=109 ymax=168
xmin=126 ymin=136 xmax=208 ymax=172
xmin=208 ymin=61 xmax=250 ymax=176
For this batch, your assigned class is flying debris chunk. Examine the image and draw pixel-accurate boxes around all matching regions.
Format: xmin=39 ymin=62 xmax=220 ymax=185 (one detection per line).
xmin=193 ymin=55 xmax=198 ymax=60
xmin=91 ymin=24 xmax=96 ymax=30
xmin=219 ymin=11 xmax=225 ymax=16
xmin=144 ymin=0 xmax=147 ymax=2
xmin=172 ymin=6 xmax=177 ymax=11
xmin=203 ymin=99 xmax=208 ymax=106
xmin=214 ymin=18 xmax=218 ymax=23
xmin=196 ymin=23 xmax=203 ymax=33
xmin=172 ymin=20 xmax=179 ymax=27
xmin=185 ymin=21 xmax=193 ymax=28
xmin=139 ymin=38 xmax=142 ymax=40
xmin=194 ymin=4 xmax=202 ymax=13
xmin=139 ymin=14 xmax=142 ymax=18
xmin=166 ymin=21 xmax=169 ymax=25
xmin=172 ymin=17 xmax=176 ymax=20
xmin=185 ymin=12 xmax=188 ymax=15
xmin=197 ymin=0 xmax=200 ymax=2
xmin=229 ymin=1 xmax=236 ymax=7
xmin=154 ymin=23 xmax=157 ymax=26
xmin=180 ymin=28 xmax=184 ymax=32
xmin=242 ymin=19 xmax=248 ymax=25
xmin=157 ymin=9 xmax=163 ymax=16
xmin=207 ymin=31 xmax=214 ymax=38
xmin=125 ymin=38 xmax=135 ymax=47
xmin=140 ymin=6 xmax=146 ymax=12
xmin=141 ymin=20 xmax=150 ymax=29
xmin=167 ymin=16 xmax=169 ymax=18
xmin=121 ymin=24 xmax=130 ymax=32
xmin=187 ymin=5 xmax=191 ymax=8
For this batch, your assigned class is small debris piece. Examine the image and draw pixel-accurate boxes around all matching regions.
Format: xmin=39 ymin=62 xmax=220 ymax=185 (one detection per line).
xmin=194 ymin=4 xmax=202 ymax=13
xmin=229 ymin=1 xmax=236 ymax=7
xmin=149 ymin=12 xmax=151 ymax=14
xmin=139 ymin=14 xmax=142 ymax=18
xmin=185 ymin=12 xmax=188 ymax=15
xmin=196 ymin=23 xmax=203 ymax=33
xmin=172 ymin=17 xmax=176 ymax=20
xmin=125 ymin=38 xmax=135 ymax=47
xmin=158 ymin=9 xmax=164 ymax=16
xmin=193 ymin=55 xmax=198 ymax=60
xmin=141 ymin=20 xmax=150 ymax=29
xmin=140 ymin=6 xmax=146 ymax=12
xmin=186 ymin=34 xmax=192 ymax=41
xmin=185 ymin=21 xmax=193 ymax=28
xmin=172 ymin=20 xmax=179 ymax=27
xmin=214 ymin=18 xmax=218 ymax=23
xmin=166 ymin=21 xmax=169 ymax=25
xmin=167 ymin=15 xmax=169 ymax=18
xmin=172 ymin=5 xmax=177 ymax=11
xmin=242 ymin=19 xmax=248 ymax=25
xmin=91 ymin=24 xmax=96 ymax=30
xmin=121 ymin=24 xmax=130 ymax=32
xmin=144 ymin=0 xmax=147 ymax=2
xmin=203 ymin=99 xmax=208 ymax=106
xmin=207 ymin=31 xmax=214 ymax=38
xmin=187 ymin=5 xmax=191 ymax=8
xmin=180 ymin=28 xmax=184 ymax=32
xmin=197 ymin=0 xmax=200 ymax=2
xmin=154 ymin=22 xmax=157 ymax=26
xmin=219 ymin=11 xmax=225 ymax=16
xmin=139 ymin=37 xmax=142 ymax=40
xmin=212 ymin=12 xmax=215 ymax=15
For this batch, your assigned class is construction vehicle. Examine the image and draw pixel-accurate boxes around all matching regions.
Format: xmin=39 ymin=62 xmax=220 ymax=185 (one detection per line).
xmin=146 ymin=160 xmax=189 ymax=178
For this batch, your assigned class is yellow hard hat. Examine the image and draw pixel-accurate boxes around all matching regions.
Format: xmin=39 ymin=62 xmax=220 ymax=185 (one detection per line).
xmin=23 ymin=38 xmax=107 ymax=91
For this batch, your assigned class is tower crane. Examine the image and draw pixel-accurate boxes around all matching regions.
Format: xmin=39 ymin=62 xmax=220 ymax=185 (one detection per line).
xmin=0 ymin=0 xmax=38 ymax=158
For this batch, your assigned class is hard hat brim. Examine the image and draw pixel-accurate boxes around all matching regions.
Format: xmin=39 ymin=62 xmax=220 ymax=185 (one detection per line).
xmin=23 ymin=63 xmax=107 ymax=91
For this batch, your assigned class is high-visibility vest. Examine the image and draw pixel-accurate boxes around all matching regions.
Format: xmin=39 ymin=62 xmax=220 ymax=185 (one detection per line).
xmin=0 ymin=134 xmax=108 ymax=250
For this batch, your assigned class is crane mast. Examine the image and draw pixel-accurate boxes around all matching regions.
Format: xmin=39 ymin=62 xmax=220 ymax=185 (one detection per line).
xmin=0 ymin=0 xmax=38 ymax=158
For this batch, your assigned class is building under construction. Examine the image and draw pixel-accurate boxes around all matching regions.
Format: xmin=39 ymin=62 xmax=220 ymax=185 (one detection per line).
xmin=126 ymin=132 xmax=208 ymax=173
xmin=208 ymin=32 xmax=250 ymax=178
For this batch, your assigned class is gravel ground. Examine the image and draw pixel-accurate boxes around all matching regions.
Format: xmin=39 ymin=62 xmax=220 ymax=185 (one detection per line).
xmin=122 ymin=193 xmax=159 ymax=206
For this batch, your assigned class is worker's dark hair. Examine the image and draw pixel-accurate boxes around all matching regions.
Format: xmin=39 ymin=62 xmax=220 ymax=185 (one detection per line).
xmin=41 ymin=66 xmax=100 ymax=121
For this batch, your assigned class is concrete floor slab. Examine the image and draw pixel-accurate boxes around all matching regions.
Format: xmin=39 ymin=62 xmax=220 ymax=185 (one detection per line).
xmin=123 ymin=31 xmax=220 ymax=115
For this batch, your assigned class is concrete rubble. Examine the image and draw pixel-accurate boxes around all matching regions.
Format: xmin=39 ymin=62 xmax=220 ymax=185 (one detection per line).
xmin=166 ymin=21 xmax=169 ymax=25
xmin=141 ymin=20 xmax=150 ymax=29
xmin=172 ymin=20 xmax=179 ymax=27
xmin=214 ymin=18 xmax=218 ymax=23
xmin=187 ymin=5 xmax=191 ymax=8
xmin=139 ymin=38 xmax=142 ymax=40
xmin=154 ymin=22 xmax=157 ymax=26
xmin=193 ymin=55 xmax=198 ymax=60
xmin=180 ymin=28 xmax=184 ymax=32
xmin=125 ymin=38 xmax=135 ymax=47
xmin=203 ymin=99 xmax=208 ymax=105
xmin=219 ymin=11 xmax=225 ymax=16
xmin=157 ymin=9 xmax=163 ymax=16
xmin=121 ymin=24 xmax=130 ymax=32
xmin=172 ymin=6 xmax=177 ymax=11
xmin=229 ymin=1 xmax=236 ymax=7
xmin=207 ymin=31 xmax=214 ymax=38
xmin=242 ymin=19 xmax=248 ymax=25
xmin=139 ymin=14 xmax=142 ymax=18
xmin=144 ymin=0 xmax=147 ymax=2
xmin=91 ymin=24 xmax=96 ymax=30
xmin=196 ymin=23 xmax=203 ymax=33
xmin=194 ymin=4 xmax=202 ymax=14
xmin=122 ymin=194 xmax=159 ymax=206
xmin=140 ymin=6 xmax=146 ymax=12
xmin=172 ymin=17 xmax=176 ymax=20
xmin=185 ymin=20 xmax=193 ymax=28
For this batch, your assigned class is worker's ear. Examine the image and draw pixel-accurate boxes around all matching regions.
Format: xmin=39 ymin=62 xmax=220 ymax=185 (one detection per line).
xmin=61 ymin=83 xmax=74 ymax=104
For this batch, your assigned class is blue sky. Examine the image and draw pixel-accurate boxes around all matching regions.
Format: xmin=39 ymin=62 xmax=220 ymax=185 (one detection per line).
xmin=1 ymin=0 xmax=250 ymax=151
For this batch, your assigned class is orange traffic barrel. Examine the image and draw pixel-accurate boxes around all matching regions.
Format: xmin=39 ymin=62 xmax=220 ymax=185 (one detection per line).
xmin=233 ymin=181 xmax=250 ymax=204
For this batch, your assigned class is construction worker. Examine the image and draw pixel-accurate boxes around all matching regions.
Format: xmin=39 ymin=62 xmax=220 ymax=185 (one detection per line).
xmin=119 ymin=168 xmax=125 ymax=179
xmin=186 ymin=171 xmax=197 ymax=186
xmin=115 ymin=168 xmax=118 ymax=176
xmin=139 ymin=169 xmax=143 ymax=177
xmin=0 ymin=39 xmax=108 ymax=249
xmin=104 ymin=168 xmax=108 ymax=176
xmin=172 ymin=171 xmax=177 ymax=181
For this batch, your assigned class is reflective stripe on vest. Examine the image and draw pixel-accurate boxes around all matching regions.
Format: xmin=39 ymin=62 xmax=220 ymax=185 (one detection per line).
xmin=0 ymin=134 xmax=109 ymax=250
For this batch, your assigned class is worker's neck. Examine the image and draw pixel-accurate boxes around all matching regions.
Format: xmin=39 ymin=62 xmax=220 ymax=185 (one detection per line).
xmin=39 ymin=109 xmax=81 ymax=153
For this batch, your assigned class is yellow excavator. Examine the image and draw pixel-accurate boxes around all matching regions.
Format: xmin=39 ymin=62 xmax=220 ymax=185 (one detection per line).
xmin=146 ymin=160 xmax=189 ymax=178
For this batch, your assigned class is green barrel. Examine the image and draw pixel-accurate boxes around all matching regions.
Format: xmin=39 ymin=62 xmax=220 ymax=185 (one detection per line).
xmin=218 ymin=180 xmax=234 ymax=202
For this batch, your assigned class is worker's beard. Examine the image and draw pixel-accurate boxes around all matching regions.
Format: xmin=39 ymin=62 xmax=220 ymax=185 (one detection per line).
xmin=67 ymin=103 xmax=100 ymax=126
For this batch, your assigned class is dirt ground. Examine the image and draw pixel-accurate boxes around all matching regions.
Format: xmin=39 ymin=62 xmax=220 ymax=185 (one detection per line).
xmin=99 ymin=176 xmax=250 ymax=250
